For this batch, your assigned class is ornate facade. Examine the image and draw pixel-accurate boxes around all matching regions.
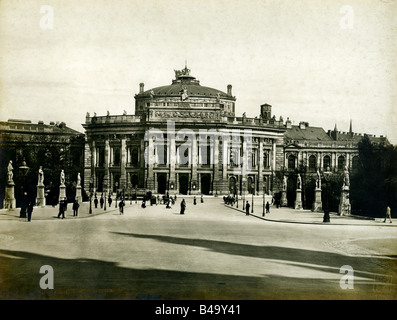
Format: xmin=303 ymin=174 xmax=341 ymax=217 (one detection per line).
xmin=83 ymin=66 xmax=286 ymax=196
xmin=82 ymin=66 xmax=388 ymax=198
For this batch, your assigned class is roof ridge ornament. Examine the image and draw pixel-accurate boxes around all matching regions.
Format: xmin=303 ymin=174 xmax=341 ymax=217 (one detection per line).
xmin=174 ymin=64 xmax=192 ymax=80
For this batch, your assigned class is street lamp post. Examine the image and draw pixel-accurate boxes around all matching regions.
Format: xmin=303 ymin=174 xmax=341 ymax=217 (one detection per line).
xmin=103 ymin=179 xmax=107 ymax=211
xmin=115 ymin=182 xmax=118 ymax=208
xmin=89 ymin=178 xmax=93 ymax=214
xmin=129 ymin=183 xmax=132 ymax=205
xmin=323 ymin=170 xmax=331 ymax=223
xmin=19 ymin=159 xmax=30 ymax=218
xmin=236 ymin=186 xmax=239 ymax=208
xmin=251 ymin=183 xmax=255 ymax=213
xmin=262 ymin=186 xmax=265 ymax=217
xmin=242 ymin=181 xmax=245 ymax=211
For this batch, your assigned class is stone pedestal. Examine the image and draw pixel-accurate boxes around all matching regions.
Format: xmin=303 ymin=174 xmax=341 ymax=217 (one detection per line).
xmin=280 ymin=190 xmax=287 ymax=207
xmin=339 ymin=188 xmax=351 ymax=216
xmin=294 ymin=189 xmax=303 ymax=210
xmin=36 ymin=184 xmax=46 ymax=208
xmin=4 ymin=182 xmax=16 ymax=210
xmin=312 ymin=188 xmax=322 ymax=212
xmin=76 ymin=185 xmax=82 ymax=203
xmin=59 ymin=184 xmax=67 ymax=202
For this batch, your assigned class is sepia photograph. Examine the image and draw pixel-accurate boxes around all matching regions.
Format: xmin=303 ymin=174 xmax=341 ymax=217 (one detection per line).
xmin=0 ymin=0 xmax=396 ymax=307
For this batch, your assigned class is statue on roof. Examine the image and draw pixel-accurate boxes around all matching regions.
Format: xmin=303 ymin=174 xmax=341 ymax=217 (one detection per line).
xmin=181 ymin=86 xmax=188 ymax=101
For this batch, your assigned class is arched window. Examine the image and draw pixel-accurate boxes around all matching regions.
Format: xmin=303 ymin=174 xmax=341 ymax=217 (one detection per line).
xmin=131 ymin=148 xmax=139 ymax=166
xmin=337 ymin=155 xmax=346 ymax=171
xmin=113 ymin=147 xmax=120 ymax=166
xmin=323 ymin=155 xmax=331 ymax=171
xmin=308 ymin=155 xmax=317 ymax=172
xmin=263 ymin=152 xmax=269 ymax=168
xmin=288 ymin=154 xmax=296 ymax=170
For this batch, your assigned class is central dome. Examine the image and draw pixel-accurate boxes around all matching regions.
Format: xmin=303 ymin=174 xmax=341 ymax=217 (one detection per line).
xmin=134 ymin=65 xmax=236 ymax=117
xmin=136 ymin=65 xmax=234 ymax=99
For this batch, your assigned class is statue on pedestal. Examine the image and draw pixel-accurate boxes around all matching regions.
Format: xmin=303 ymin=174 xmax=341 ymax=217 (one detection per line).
xmin=7 ymin=160 xmax=13 ymax=183
xmin=342 ymin=165 xmax=350 ymax=189
xmin=297 ymin=174 xmax=302 ymax=190
xmin=38 ymin=166 xmax=44 ymax=185
xmin=77 ymin=172 xmax=81 ymax=186
xmin=316 ymin=170 xmax=321 ymax=189
xmin=60 ymin=170 xmax=65 ymax=186
xmin=282 ymin=176 xmax=287 ymax=191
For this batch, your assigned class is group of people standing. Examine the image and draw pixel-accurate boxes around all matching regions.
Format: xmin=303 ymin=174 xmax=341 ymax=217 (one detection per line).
xmin=57 ymin=199 xmax=80 ymax=219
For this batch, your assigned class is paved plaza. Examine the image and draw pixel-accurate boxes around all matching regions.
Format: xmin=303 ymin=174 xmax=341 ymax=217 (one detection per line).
xmin=0 ymin=197 xmax=396 ymax=300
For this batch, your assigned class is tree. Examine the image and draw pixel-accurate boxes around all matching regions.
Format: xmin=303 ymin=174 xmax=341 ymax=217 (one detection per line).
xmin=350 ymin=135 xmax=397 ymax=217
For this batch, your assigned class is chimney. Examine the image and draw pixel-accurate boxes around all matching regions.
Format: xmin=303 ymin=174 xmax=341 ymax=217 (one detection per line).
xmin=286 ymin=118 xmax=292 ymax=129
xmin=227 ymin=84 xmax=232 ymax=96
xmin=139 ymin=83 xmax=145 ymax=94
xmin=299 ymin=121 xmax=307 ymax=129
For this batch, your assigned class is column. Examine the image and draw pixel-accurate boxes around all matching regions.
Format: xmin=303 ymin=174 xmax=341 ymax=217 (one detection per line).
xmin=191 ymin=135 xmax=198 ymax=194
xmin=104 ymin=138 xmax=110 ymax=192
xmin=213 ymin=136 xmax=220 ymax=195
xmin=146 ymin=138 xmax=154 ymax=190
xmin=272 ymin=140 xmax=276 ymax=172
xmin=331 ymin=152 xmax=336 ymax=171
xmin=258 ymin=139 xmax=264 ymax=195
xmin=222 ymin=136 xmax=228 ymax=180
xmin=120 ymin=137 xmax=127 ymax=189
xmin=169 ymin=130 xmax=176 ymax=192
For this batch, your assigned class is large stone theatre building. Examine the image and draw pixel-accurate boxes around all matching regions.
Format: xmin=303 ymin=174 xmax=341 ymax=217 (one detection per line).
xmin=82 ymin=66 xmax=387 ymax=198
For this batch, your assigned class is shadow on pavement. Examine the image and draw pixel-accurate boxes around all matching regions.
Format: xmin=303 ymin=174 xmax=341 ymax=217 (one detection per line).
xmin=1 ymin=247 xmax=395 ymax=300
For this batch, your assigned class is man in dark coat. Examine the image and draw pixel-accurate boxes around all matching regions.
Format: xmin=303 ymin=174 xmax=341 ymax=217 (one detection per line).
xmin=58 ymin=200 xmax=65 ymax=219
xmin=266 ymin=201 xmax=270 ymax=214
xmin=73 ymin=200 xmax=79 ymax=216
xmin=180 ymin=199 xmax=186 ymax=214
xmin=27 ymin=201 xmax=34 ymax=222
xmin=119 ymin=199 xmax=124 ymax=214
xmin=94 ymin=197 xmax=98 ymax=208
xmin=245 ymin=201 xmax=250 ymax=216
xmin=100 ymin=195 xmax=104 ymax=208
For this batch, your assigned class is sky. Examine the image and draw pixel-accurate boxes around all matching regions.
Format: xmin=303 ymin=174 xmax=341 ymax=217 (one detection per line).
xmin=1 ymin=0 xmax=396 ymax=143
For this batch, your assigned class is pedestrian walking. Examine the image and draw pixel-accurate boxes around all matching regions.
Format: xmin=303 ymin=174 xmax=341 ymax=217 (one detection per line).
xmin=245 ymin=201 xmax=250 ymax=216
xmin=108 ymin=195 xmax=112 ymax=207
xmin=384 ymin=206 xmax=392 ymax=223
xmin=73 ymin=200 xmax=79 ymax=216
xmin=201 ymin=194 xmax=204 ymax=203
xmin=180 ymin=199 xmax=186 ymax=214
xmin=193 ymin=196 xmax=197 ymax=205
xmin=119 ymin=199 xmax=125 ymax=214
xmin=166 ymin=199 xmax=171 ymax=209
xmin=100 ymin=195 xmax=104 ymax=208
xmin=27 ymin=201 xmax=34 ymax=222
xmin=58 ymin=200 xmax=65 ymax=219
xmin=94 ymin=197 xmax=98 ymax=208
xmin=266 ymin=201 xmax=270 ymax=214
